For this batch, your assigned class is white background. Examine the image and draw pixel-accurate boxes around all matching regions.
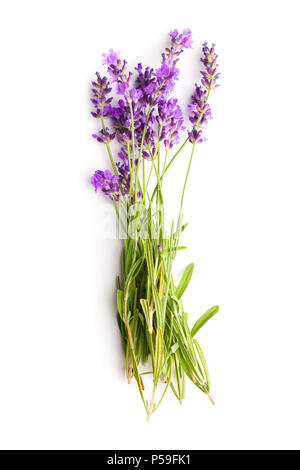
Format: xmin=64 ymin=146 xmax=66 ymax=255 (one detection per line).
xmin=0 ymin=0 xmax=300 ymax=450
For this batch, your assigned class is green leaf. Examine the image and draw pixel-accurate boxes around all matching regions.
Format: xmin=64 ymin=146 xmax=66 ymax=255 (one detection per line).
xmin=125 ymin=239 xmax=134 ymax=277
xmin=117 ymin=289 xmax=124 ymax=318
xmin=175 ymin=263 xmax=194 ymax=299
xmin=193 ymin=339 xmax=210 ymax=392
xmin=153 ymin=327 xmax=164 ymax=385
xmin=140 ymin=298 xmax=153 ymax=333
xmin=144 ymin=239 xmax=154 ymax=284
xmin=161 ymin=246 xmax=187 ymax=254
xmin=181 ymin=222 xmax=188 ymax=233
xmin=170 ymin=295 xmax=180 ymax=305
xmin=152 ymin=285 xmax=163 ymax=329
xmin=191 ymin=305 xmax=219 ymax=337
xmin=125 ymin=256 xmax=144 ymax=289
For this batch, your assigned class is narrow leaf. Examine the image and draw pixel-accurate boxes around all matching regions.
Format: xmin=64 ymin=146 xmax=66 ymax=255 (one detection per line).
xmin=161 ymin=246 xmax=187 ymax=254
xmin=175 ymin=263 xmax=194 ymax=299
xmin=117 ymin=289 xmax=124 ymax=318
xmin=153 ymin=327 xmax=163 ymax=385
xmin=193 ymin=339 xmax=210 ymax=392
xmin=191 ymin=305 xmax=219 ymax=337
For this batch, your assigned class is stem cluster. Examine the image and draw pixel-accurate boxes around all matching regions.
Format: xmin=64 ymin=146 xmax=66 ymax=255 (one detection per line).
xmin=114 ymin=103 xmax=218 ymax=419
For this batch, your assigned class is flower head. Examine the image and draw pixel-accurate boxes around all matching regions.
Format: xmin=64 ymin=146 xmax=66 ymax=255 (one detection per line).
xmin=154 ymin=29 xmax=192 ymax=101
xmin=111 ymin=99 xmax=145 ymax=144
xmin=169 ymin=28 xmax=193 ymax=50
xmin=188 ymin=84 xmax=212 ymax=126
xmin=188 ymin=129 xmax=205 ymax=144
xmin=157 ymin=98 xmax=185 ymax=149
xmin=91 ymin=169 xmax=120 ymax=201
xmin=200 ymin=43 xmax=220 ymax=90
xmin=129 ymin=87 xmax=143 ymax=103
xmin=92 ymin=128 xmax=115 ymax=143
xmin=90 ymin=72 xmax=113 ymax=119
xmin=102 ymin=49 xmax=120 ymax=66
xmin=135 ymin=63 xmax=158 ymax=105
xmin=102 ymin=49 xmax=132 ymax=97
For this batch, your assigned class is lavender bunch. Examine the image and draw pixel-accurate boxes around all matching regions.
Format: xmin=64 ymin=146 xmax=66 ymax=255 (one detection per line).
xmin=90 ymin=30 xmax=220 ymax=419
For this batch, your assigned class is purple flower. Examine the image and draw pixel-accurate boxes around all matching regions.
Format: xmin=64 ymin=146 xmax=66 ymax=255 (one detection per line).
xmin=91 ymin=169 xmax=120 ymax=201
xmin=90 ymin=72 xmax=113 ymax=119
xmin=116 ymin=82 xmax=129 ymax=95
xmin=135 ymin=63 xmax=158 ymax=105
xmin=155 ymin=60 xmax=179 ymax=97
xmin=102 ymin=49 xmax=132 ymax=97
xmin=187 ymin=44 xmax=220 ymax=143
xmin=156 ymin=63 xmax=170 ymax=80
xmin=188 ymin=129 xmax=205 ymax=144
xmin=142 ymin=150 xmax=152 ymax=161
xmin=188 ymin=84 xmax=212 ymax=126
xmin=92 ymin=128 xmax=115 ymax=143
xmin=111 ymin=99 xmax=144 ymax=144
xmin=129 ymin=87 xmax=143 ymax=103
xmin=102 ymin=49 xmax=120 ymax=66
xmin=157 ymin=98 xmax=185 ymax=149
xmin=157 ymin=98 xmax=182 ymax=125
xmin=116 ymin=160 xmax=130 ymax=195
xmin=90 ymin=29 xmax=220 ymax=207
xmin=200 ymin=43 xmax=220 ymax=90
xmin=152 ymin=29 xmax=192 ymax=102
xmin=169 ymin=28 xmax=193 ymax=50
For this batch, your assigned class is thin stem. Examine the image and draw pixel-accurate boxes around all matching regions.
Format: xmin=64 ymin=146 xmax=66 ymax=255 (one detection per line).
xmin=127 ymin=141 xmax=134 ymax=200
xmin=176 ymin=144 xmax=196 ymax=235
xmin=101 ymin=118 xmax=118 ymax=177
xmin=134 ymin=106 xmax=152 ymax=202
xmin=112 ymin=199 xmax=126 ymax=235
xmin=144 ymin=157 xmax=155 ymax=200
xmin=143 ymin=159 xmax=145 ymax=196
xmin=203 ymin=384 xmax=215 ymax=405
xmin=147 ymin=385 xmax=157 ymax=421
xmin=128 ymin=102 xmax=136 ymax=162
xmin=150 ymin=139 xmax=188 ymax=203
xmin=150 ymin=89 xmax=211 ymax=203
xmin=162 ymin=150 xmax=168 ymax=176
xmin=152 ymin=357 xmax=173 ymax=414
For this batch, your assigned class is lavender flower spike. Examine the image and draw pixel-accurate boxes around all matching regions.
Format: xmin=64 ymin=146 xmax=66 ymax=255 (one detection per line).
xmin=188 ymin=84 xmax=212 ymax=127
xmin=200 ymin=42 xmax=220 ymax=91
xmin=92 ymin=128 xmax=115 ymax=143
xmin=90 ymin=73 xmax=113 ymax=119
xmin=102 ymin=49 xmax=132 ymax=97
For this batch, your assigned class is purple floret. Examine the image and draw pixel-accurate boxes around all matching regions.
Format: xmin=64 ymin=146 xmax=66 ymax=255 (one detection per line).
xmin=91 ymin=169 xmax=120 ymax=201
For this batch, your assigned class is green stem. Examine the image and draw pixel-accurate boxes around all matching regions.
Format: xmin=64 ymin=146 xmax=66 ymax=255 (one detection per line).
xmin=134 ymin=106 xmax=152 ymax=201
xmin=101 ymin=118 xmax=118 ymax=177
xmin=143 ymin=159 xmax=145 ymax=196
xmin=144 ymin=158 xmax=155 ymax=200
xmin=112 ymin=199 xmax=126 ymax=234
xmin=176 ymin=144 xmax=196 ymax=242
xmin=127 ymin=140 xmax=134 ymax=200
xmin=150 ymin=89 xmax=211 ymax=203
